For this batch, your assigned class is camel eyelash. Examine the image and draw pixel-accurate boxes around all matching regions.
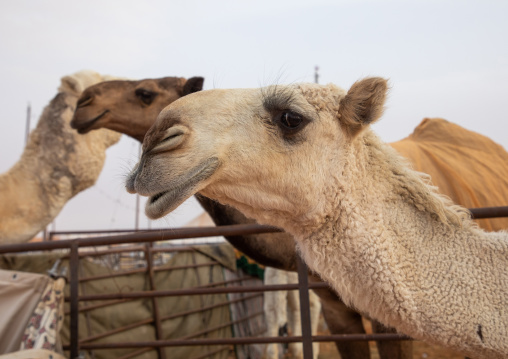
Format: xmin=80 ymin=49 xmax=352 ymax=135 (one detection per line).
xmin=261 ymin=86 xmax=297 ymax=114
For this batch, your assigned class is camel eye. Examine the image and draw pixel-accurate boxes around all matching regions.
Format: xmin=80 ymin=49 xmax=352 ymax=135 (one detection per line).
xmin=135 ymin=89 xmax=156 ymax=105
xmin=77 ymin=95 xmax=93 ymax=108
xmin=279 ymin=111 xmax=303 ymax=130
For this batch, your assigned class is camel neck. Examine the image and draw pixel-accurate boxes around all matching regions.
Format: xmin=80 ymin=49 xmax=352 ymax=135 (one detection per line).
xmin=0 ymin=92 xmax=81 ymax=243
xmin=293 ymin=131 xmax=508 ymax=358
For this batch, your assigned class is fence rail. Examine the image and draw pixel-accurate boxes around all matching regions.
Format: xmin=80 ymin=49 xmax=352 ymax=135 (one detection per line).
xmin=0 ymin=205 xmax=506 ymax=359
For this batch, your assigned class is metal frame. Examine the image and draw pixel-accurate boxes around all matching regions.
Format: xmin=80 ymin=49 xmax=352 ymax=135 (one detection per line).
xmin=0 ymin=206 xmax=506 ymax=359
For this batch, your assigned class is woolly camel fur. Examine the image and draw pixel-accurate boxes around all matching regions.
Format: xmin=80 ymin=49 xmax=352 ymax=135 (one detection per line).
xmin=0 ymin=71 xmax=121 ymax=244
xmin=73 ymin=77 xmax=418 ymax=359
xmin=126 ymin=78 xmax=508 ymax=359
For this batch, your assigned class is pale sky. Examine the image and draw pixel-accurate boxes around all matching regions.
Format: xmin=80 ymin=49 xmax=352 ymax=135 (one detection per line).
xmin=1 ymin=0 xmax=507 ymax=232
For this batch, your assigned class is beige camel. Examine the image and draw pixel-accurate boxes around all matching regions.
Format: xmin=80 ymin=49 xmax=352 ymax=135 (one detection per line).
xmin=72 ymin=78 xmax=411 ymax=359
xmin=127 ymin=78 xmax=508 ymax=359
xmin=0 ymin=71 xmax=121 ymax=244
xmin=73 ymin=77 xmax=508 ymax=358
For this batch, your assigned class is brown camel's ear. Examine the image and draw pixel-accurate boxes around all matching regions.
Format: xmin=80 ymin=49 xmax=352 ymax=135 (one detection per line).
xmin=183 ymin=76 xmax=204 ymax=95
xmin=338 ymin=77 xmax=388 ymax=138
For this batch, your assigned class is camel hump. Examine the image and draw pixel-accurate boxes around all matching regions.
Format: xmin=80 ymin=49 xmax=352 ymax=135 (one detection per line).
xmin=410 ymin=117 xmax=506 ymax=153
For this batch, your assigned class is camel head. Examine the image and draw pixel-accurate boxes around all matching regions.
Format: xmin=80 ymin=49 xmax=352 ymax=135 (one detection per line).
xmin=126 ymin=77 xmax=388 ymax=229
xmin=55 ymin=70 xmax=123 ymax=151
xmin=70 ymin=76 xmax=204 ymax=142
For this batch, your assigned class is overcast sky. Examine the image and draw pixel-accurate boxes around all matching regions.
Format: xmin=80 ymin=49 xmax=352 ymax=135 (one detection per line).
xmin=1 ymin=0 xmax=507 ymax=233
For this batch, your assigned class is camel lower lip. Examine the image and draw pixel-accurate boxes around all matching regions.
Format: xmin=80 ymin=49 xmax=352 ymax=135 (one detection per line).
xmin=145 ymin=157 xmax=220 ymax=219
xmin=75 ymin=110 xmax=109 ymax=133
xmin=150 ymin=190 xmax=169 ymax=204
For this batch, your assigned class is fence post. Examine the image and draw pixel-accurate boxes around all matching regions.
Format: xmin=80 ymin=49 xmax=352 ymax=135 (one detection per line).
xmin=70 ymin=241 xmax=80 ymax=359
xmin=296 ymin=256 xmax=313 ymax=359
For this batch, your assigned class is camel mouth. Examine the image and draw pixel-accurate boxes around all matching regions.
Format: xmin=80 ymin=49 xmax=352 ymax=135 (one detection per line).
xmin=72 ymin=110 xmax=109 ymax=133
xmin=145 ymin=157 xmax=220 ymax=219
xmin=149 ymin=190 xmax=168 ymax=204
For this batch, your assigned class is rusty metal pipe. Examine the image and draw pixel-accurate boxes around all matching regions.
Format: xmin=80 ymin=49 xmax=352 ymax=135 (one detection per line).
xmin=0 ymin=224 xmax=282 ymax=254
xmin=78 ymin=293 xmax=262 ymax=344
xmin=144 ymin=243 xmax=166 ymax=359
xmin=66 ymin=333 xmax=411 ymax=350
xmin=297 ymin=256 xmax=313 ymax=359
xmin=65 ymin=277 xmax=257 ymax=311
xmin=2 ymin=206 xmax=507 ymax=254
xmin=69 ymin=241 xmax=80 ymax=359
xmin=180 ymin=310 xmax=263 ymax=340
xmin=75 ymin=282 xmax=329 ymax=302
xmin=65 ymin=245 xmax=197 ymax=259
xmin=469 ymin=206 xmax=508 ymax=219
xmin=78 ymin=261 xmax=218 ymax=283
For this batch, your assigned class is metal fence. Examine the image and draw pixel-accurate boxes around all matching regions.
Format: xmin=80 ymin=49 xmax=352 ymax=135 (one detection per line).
xmin=0 ymin=206 xmax=507 ymax=359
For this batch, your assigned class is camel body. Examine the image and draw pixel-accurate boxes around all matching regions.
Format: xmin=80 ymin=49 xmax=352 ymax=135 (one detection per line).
xmin=0 ymin=71 xmax=121 ymax=243
xmin=126 ymin=78 xmax=508 ymax=358
xmin=391 ymin=117 xmax=508 ymax=231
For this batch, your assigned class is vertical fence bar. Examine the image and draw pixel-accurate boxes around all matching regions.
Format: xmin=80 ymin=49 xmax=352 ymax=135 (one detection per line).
xmin=79 ymin=263 xmax=96 ymax=359
xmin=296 ymin=256 xmax=313 ymax=359
xmin=145 ymin=243 xmax=167 ymax=359
xmin=70 ymin=241 xmax=80 ymax=359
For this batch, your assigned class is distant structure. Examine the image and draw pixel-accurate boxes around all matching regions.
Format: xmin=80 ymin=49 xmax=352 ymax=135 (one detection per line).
xmin=25 ymin=103 xmax=31 ymax=145
xmin=314 ymin=66 xmax=319 ymax=84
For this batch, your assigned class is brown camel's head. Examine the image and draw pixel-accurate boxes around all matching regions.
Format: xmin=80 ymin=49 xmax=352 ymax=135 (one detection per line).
xmin=71 ymin=76 xmax=204 ymax=142
xmin=126 ymin=78 xmax=388 ymax=228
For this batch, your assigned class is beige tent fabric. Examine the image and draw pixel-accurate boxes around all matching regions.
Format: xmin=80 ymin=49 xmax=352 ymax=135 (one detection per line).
xmin=0 ymin=349 xmax=66 ymax=359
xmin=20 ymin=278 xmax=65 ymax=353
xmin=0 ymin=270 xmax=49 ymax=354
xmin=390 ymin=118 xmax=508 ymax=231
xmin=1 ymin=243 xmax=243 ymax=359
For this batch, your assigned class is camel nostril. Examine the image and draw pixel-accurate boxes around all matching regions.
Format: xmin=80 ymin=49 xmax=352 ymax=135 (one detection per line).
xmin=152 ymin=126 xmax=187 ymax=153
xmin=77 ymin=95 xmax=93 ymax=108
xmin=125 ymin=173 xmax=137 ymax=194
xmin=125 ymin=163 xmax=140 ymax=194
xmin=161 ymin=131 xmax=183 ymax=144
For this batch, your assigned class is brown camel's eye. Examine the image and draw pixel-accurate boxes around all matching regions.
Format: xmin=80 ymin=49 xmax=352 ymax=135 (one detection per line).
xmin=135 ymin=89 xmax=156 ymax=105
xmin=279 ymin=111 xmax=303 ymax=130
xmin=77 ymin=95 xmax=93 ymax=108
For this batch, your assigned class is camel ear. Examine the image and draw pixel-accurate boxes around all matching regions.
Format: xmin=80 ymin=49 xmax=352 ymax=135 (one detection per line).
xmin=183 ymin=76 xmax=204 ymax=95
xmin=338 ymin=77 xmax=388 ymax=138
xmin=59 ymin=75 xmax=83 ymax=95
xmin=59 ymin=70 xmax=104 ymax=95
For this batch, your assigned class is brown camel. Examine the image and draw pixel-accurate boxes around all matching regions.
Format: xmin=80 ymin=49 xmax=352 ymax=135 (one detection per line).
xmin=126 ymin=79 xmax=508 ymax=359
xmin=70 ymin=76 xmax=204 ymax=142
xmin=73 ymin=77 xmax=508 ymax=358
